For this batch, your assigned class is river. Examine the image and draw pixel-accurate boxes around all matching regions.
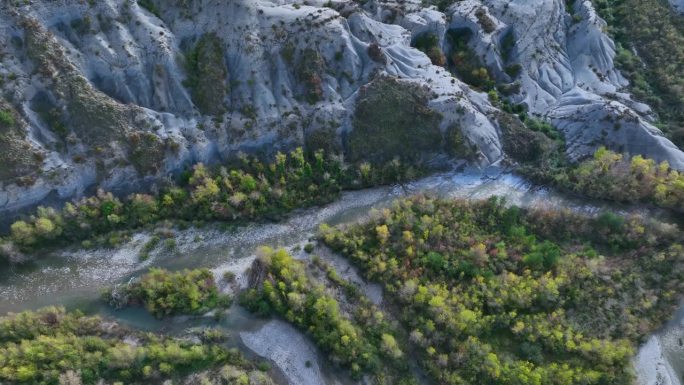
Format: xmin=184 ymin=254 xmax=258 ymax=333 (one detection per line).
xmin=0 ymin=166 xmax=680 ymax=385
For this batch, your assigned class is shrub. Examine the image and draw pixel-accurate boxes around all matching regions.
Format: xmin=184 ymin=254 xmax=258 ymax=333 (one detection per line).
xmin=304 ymin=243 xmax=315 ymax=253
xmin=0 ymin=109 xmax=15 ymax=127
xmin=367 ymin=42 xmax=387 ymax=64
xmin=412 ymin=33 xmax=446 ymax=66
xmin=504 ymin=63 xmax=522 ymax=78
xmin=446 ymin=28 xmax=494 ymax=89
xmin=475 ymin=8 xmax=497 ymax=33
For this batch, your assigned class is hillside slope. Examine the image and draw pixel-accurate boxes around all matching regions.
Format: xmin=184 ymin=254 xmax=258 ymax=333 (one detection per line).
xmin=0 ymin=0 xmax=682 ymax=215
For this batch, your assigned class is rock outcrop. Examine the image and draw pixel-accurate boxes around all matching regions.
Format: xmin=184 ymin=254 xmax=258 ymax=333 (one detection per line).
xmin=0 ymin=0 xmax=682 ymax=216
xmin=671 ymin=0 xmax=684 ymax=14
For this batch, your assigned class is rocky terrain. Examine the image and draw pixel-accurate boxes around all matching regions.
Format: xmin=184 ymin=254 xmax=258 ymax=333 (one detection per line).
xmin=1 ymin=0 xmax=683 ymax=217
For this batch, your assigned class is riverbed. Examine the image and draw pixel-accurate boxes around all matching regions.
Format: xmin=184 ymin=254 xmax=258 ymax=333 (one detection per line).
xmin=0 ymin=166 xmax=680 ymax=385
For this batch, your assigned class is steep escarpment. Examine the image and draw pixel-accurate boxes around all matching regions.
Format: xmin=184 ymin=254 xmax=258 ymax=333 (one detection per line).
xmin=0 ymin=0 xmax=682 ymax=217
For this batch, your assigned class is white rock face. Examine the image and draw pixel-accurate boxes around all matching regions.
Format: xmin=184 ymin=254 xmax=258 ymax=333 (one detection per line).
xmin=0 ymin=0 xmax=682 ymax=214
xmin=447 ymin=0 xmax=684 ymax=168
xmin=671 ymin=0 xmax=684 ymax=14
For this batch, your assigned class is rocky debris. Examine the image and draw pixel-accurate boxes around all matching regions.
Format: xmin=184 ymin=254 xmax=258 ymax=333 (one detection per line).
xmin=241 ymin=320 xmax=328 ymax=385
xmin=247 ymin=256 xmax=270 ymax=289
xmin=0 ymin=0 xmax=682 ymax=216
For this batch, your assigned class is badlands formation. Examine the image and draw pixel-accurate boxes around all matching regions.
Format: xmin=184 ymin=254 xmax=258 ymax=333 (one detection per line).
xmin=0 ymin=0 xmax=683 ymax=215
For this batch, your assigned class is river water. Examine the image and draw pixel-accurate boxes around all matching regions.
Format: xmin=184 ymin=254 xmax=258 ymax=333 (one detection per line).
xmin=0 ymin=167 xmax=680 ymax=385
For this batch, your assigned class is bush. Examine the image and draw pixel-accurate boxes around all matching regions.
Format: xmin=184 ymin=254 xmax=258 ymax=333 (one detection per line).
xmin=446 ymin=28 xmax=495 ymax=89
xmin=0 ymin=109 xmax=15 ymax=127
xmin=304 ymin=243 xmax=315 ymax=253
xmin=412 ymin=33 xmax=446 ymax=66
xmin=475 ymin=8 xmax=496 ymax=33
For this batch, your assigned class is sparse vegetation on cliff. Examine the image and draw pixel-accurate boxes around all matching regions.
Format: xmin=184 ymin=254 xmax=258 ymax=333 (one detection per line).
xmin=184 ymin=33 xmax=229 ymax=116
xmin=349 ymin=76 xmax=446 ymax=164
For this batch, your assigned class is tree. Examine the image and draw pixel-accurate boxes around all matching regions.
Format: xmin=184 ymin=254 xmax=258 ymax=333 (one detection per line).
xmin=10 ymin=221 xmax=35 ymax=246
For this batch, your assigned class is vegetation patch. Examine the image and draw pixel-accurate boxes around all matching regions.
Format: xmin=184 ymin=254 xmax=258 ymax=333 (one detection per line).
xmin=497 ymin=101 xmax=683 ymax=212
xmin=184 ymin=33 xmax=229 ymax=116
xmin=240 ymin=247 xmax=417 ymax=384
xmin=412 ymin=33 xmax=446 ymax=66
xmin=475 ymin=7 xmax=497 ymax=33
xmin=446 ymin=28 xmax=494 ymax=90
xmin=105 ymin=268 xmax=230 ymax=318
xmin=24 ymin=19 xmax=130 ymax=147
xmin=321 ymin=196 xmax=683 ymax=385
xmin=367 ymin=42 xmax=387 ymax=64
xmin=0 ymin=109 xmax=15 ymax=127
xmin=304 ymin=125 xmax=342 ymax=154
xmin=500 ymin=29 xmax=517 ymax=63
xmin=295 ymin=48 xmax=326 ymax=105
xmin=495 ymin=111 xmax=560 ymax=164
xmin=0 ymin=148 xmax=417 ymax=261
xmin=128 ymin=131 xmax=167 ymax=175
xmin=0 ymin=306 xmax=275 ymax=384
xmin=348 ymin=76 xmax=443 ymax=164
xmin=138 ymin=0 xmax=161 ymax=18
xmin=555 ymin=147 xmax=684 ymax=210
xmin=30 ymin=93 xmax=69 ymax=140
xmin=0 ymin=102 xmax=40 ymax=183
xmin=445 ymin=123 xmax=476 ymax=159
